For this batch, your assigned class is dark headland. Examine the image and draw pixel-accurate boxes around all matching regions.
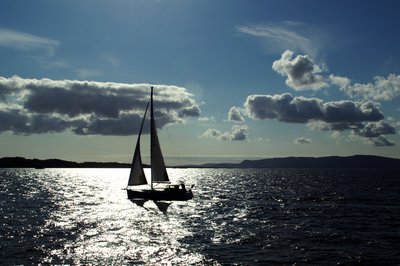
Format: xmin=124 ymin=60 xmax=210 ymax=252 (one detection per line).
xmin=188 ymin=155 xmax=400 ymax=169
xmin=0 ymin=155 xmax=399 ymax=169
xmin=0 ymin=157 xmax=130 ymax=169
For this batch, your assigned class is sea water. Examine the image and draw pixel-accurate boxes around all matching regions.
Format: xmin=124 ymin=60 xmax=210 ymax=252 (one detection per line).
xmin=0 ymin=168 xmax=399 ymax=265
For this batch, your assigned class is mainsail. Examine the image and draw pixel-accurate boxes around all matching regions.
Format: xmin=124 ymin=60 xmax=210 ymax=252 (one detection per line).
xmin=127 ymin=101 xmax=149 ymax=186
xmin=150 ymin=86 xmax=170 ymax=187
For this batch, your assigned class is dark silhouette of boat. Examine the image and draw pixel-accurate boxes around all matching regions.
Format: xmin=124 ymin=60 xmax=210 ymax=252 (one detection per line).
xmin=126 ymin=86 xmax=193 ymax=201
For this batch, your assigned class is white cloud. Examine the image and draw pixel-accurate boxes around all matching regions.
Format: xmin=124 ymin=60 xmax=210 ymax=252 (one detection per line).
xmin=353 ymin=121 xmax=396 ymax=138
xmin=329 ymin=74 xmax=351 ymax=89
xmin=0 ymin=75 xmax=201 ymax=135
xmin=294 ymin=137 xmax=312 ymax=144
xmin=256 ymin=137 xmax=270 ymax=142
xmin=198 ymin=116 xmax=215 ymax=122
xmin=308 ymin=120 xmax=397 ymax=147
xmin=342 ymin=74 xmax=400 ymax=101
xmin=0 ymin=27 xmax=59 ymax=56
xmin=364 ymin=136 xmax=395 ymax=147
xmin=272 ymin=50 xmax=327 ymax=90
xmin=330 ymin=131 xmax=344 ymax=140
xmin=75 ymin=68 xmax=103 ymax=79
xmin=307 ymin=121 xmax=363 ymax=131
xmin=228 ymin=106 xmax=244 ymax=123
xmin=236 ymin=22 xmax=321 ymax=58
xmin=201 ymin=125 xmax=248 ymax=141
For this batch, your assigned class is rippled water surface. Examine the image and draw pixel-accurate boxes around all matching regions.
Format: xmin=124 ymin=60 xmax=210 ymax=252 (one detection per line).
xmin=1 ymin=168 xmax=399 ymax=265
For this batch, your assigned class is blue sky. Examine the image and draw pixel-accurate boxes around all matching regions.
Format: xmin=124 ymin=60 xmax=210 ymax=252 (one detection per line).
xmin=1 ymin=0 xmax=399 ymax=164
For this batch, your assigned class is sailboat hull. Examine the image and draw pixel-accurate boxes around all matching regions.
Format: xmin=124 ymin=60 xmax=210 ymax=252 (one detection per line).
xmin=127 ymin=188 xmax=193 ymax=201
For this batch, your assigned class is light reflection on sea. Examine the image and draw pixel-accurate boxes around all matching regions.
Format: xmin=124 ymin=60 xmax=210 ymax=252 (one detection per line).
xmin=49 ymin=168 xmax=211 ymax=265
xmin=0 ymin=168 xmax=208 ymax=265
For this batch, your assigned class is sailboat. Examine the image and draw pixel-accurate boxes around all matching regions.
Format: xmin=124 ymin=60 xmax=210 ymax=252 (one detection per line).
xmin=126 ymin=86 xmax=193 ymax=201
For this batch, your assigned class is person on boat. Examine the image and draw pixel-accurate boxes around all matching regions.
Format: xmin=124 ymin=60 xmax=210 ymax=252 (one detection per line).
xmin=181 ymin=183 xmax=186 ymax=192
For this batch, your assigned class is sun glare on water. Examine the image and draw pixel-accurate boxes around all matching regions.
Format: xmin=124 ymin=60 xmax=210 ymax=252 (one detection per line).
xmin=32 ymin=168 xmax=205 ymax=265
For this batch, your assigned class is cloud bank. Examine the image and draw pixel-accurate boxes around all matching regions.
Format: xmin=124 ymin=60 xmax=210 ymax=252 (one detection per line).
xmin=240 ymin=92 xmax=396 ymax=146
xmin=244 ymin=93 xmax=383 ymax=123
xmin=0 ymin=75 xmax=200 ymax=135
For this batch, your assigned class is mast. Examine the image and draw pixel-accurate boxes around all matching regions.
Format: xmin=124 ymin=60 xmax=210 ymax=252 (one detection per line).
xmin=150 ymin=86 xmax=169 ymax=190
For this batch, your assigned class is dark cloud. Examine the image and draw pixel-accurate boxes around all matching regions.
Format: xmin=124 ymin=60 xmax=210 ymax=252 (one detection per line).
xmin=0 ymin=108 xmax=80 ymax=135
xmin=323 ymin=101 xmax=383 ymax=123
xmin=74 ymin=113 xmax=147 ymax=136
xmin=28 ymin=114 xmax=77 ymax=134
xmin=243 ymin=93 xmax=325 ymax=122
xmin=0 ymin=75 xmax=200 ymax=135
xmin=24 ymin=86 xmax=136 ymax=118
xmin=0 ymin=108 xmax=29 ymax=133
xmin=272 ymin=50 xmax=327 ymax=90
xmin=201 ymin=125 xmax=248 ymax=141
xmin=244 ymin=93 xmax=383 ymax=123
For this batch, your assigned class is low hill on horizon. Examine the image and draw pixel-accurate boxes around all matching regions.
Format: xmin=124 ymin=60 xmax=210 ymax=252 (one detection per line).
xmin=0 ymin=155 xmax=399 ymax=169
xmin=181 ymin=155 xmax=400 ymax=169
xmin=0 ymin=157 xmax=130 ymax=168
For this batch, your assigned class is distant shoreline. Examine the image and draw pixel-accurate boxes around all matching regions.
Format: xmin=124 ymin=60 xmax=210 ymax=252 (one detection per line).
xmin=0 ymin=155 xmax=399 ymax=169
xmin=0 ymin=157 xmax=130 ymax=169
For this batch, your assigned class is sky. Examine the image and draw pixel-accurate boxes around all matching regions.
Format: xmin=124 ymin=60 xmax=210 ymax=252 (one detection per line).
xmin=1 ymin=0 xmax=400 ymax=165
